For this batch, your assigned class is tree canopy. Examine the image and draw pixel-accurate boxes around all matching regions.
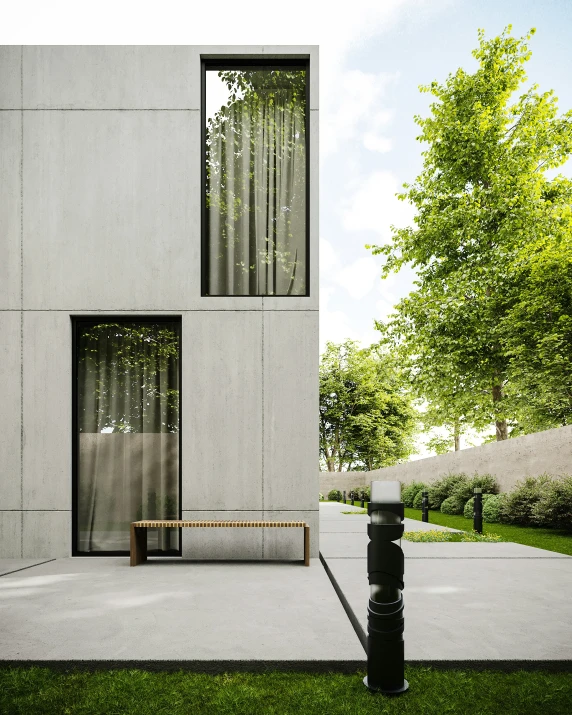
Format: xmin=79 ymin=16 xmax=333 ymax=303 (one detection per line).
xmin=368 ymin=26 xmax=572 ymax=443
xmin=319 ymin=340 xmax=417 ymax=471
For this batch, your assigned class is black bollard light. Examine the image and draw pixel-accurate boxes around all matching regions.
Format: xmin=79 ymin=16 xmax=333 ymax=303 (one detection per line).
xmin=473 ymin=488 xmax=483 ymax=533
xmin=421 ymin=490 xmax=429 ymax=523
xmin=361 ymin=498 xmax=365 ymax=508
xmin=364 ymin=481 xmax=408 ymax=695
xmin=343 ymin=490 xmax=347 ymax=505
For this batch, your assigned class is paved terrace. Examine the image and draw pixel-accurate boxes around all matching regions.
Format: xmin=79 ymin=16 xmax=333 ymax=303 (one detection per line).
xmin=0 ymin=502 xmax=571 ymax=670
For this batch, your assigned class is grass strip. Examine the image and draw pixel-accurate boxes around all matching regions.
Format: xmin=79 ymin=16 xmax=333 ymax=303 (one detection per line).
xmin=404 ymin=508 xmax=572 ymax=556
xmin=1 ymin=666 xmax=571 ymax=715
xmin=402 ymin=529 xmax=502 ymax=542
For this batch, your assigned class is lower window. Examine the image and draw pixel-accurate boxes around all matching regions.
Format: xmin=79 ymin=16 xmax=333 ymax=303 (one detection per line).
xmin=73 ymin=318 xmax=181 ymax=555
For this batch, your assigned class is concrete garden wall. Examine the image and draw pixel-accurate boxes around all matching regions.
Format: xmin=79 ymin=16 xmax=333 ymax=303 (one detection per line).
xmin=320 ymin=424 xmax=572 ymax=496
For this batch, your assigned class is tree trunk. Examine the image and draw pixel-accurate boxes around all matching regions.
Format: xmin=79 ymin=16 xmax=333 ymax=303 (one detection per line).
xmin=454 ymin=419 xmax=461 ymax=451
xmin=492 ymin=384 xmax=508 ymax=440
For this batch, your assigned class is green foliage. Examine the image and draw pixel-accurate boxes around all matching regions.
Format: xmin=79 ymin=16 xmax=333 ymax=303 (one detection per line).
xmin=427 ymin=473 xmax=468 ymax=510
xmin=402 ymin=481 xmax=426 ymax=508
xmin=358 ymin=486 xmax=371 ymax=502
xmin=412 ymin=489 xmax=424 ymax=510
xmin=368 ymin=26 xmax=572 ymax=439
xmin=531 ymin=475 xmax=572 ymax=531
xmin=319 ymin=340 xmax=417 ymax=472
xmin=463 ymin=493 xmax=504 ymax=522
xmin=440 ymin=496 xmax=463 ymax=515
xmin=327 ymin=489 xmax=342 ymax=502
xmin=450 ymin=473 xmax=499 ymax=511
xmin=499 ymin=474 xmax=554 ymax=526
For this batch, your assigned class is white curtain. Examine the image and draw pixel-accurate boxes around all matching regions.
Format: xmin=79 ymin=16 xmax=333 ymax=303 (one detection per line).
xmin=207 ymin=79 xmax=306 ymax=295
xmin=77 ymin=322 xmax=179 ymax=553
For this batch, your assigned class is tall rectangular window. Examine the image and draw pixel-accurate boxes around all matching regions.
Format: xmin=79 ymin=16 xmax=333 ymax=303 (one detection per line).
xmin=203 ymin=61 xmax=308 ymax=296
xmin=73 ymin=319 xmax=181 ymax=555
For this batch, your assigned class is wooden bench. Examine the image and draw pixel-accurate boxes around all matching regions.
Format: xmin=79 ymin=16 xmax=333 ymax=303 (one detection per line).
xmin=130 ymin=520 xmax=310 ymax=567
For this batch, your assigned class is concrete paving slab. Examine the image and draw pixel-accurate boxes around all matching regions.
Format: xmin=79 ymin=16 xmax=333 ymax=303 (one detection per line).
xmin=324 ymin=554 xmax=572 ymax=660
xmin=0 ymin=559 xmax=55 ymax=576
xmin=0 ymin=557 xmax=365 ymax=663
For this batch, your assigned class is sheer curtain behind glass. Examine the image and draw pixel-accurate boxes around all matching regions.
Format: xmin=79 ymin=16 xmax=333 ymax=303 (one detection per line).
xmin=206 ymin=68 xmax=307 ymax=296
xmin=77 ymin=322 xmax=180 ymax=553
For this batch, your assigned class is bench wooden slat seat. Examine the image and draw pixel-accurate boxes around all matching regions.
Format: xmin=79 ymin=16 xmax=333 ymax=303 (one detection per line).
xmin=130 ymin=520 xmax=310 ymax=567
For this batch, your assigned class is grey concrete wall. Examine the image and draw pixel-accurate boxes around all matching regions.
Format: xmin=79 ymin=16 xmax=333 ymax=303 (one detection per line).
xmin=0 ymin=45 xmax=319 ymax=559
xmin=319 ymin=424 xmax=572 ymax=496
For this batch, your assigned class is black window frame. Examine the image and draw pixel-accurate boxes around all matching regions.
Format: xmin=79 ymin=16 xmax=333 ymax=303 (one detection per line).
xmin=71 ymin=315 xmax=183 ymax=557
xmin=201 ymin=57 xmax=311 ymax=297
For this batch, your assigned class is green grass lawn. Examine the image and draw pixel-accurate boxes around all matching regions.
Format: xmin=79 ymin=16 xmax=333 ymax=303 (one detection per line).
xmin=404 ymin=508 xmax=572 ymax=556
xmin=1 ymin=667 xmax=572 ymax=715
xmin=336 ymin=501 xmax=572 ymax=556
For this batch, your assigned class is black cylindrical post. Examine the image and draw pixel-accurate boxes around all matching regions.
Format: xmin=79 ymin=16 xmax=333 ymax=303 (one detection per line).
xmin=473 ymin=488 xmax=483 ymax=533
xmin=343 ymin=490 xmax=347 ymax=504
xmin=364 ymin=481 xmax=408 ymax=695
xmin=361 ymin=498 xmax=365 ymax=508
xmin=421 ymin=490 xmax=429 ymax=523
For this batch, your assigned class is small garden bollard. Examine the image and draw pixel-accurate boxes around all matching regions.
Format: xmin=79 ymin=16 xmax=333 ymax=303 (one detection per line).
xmin=473 ymin=488 xmax=483 ymax=533
xmin=421 ymin=490 xmax=429 ymax=522
xmin=361 ymin=498 xmax=365 ymax=508
xmin=364 ymin=480 xmax=408 ymax=695
xmin=343 ymin=490 xmax=347 ymax=504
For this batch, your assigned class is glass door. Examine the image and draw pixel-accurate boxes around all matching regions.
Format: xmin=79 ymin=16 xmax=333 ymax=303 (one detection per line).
xmin=73 ymin=319 xmax=181 ymax=555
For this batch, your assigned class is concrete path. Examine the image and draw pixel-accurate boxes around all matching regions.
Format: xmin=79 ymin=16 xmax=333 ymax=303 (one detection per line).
xmin=1 ymin=503 xmax=570 ymax=667
xmin=320 ymin=502 xmax=572 ymax=661
xmin=0 ymin=556 xmax=365 ymax=666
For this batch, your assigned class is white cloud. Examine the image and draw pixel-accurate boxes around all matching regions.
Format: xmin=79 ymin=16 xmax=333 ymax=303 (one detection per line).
xmin=363 ymin=133 xmax=393 ymax=153
xmin=341 ymin=170 xmax=416 ymax=241
xmin=320 ymin=237 xmax=381 ymax=301
xmin=321 ymin=70 xmax=398 ymax=157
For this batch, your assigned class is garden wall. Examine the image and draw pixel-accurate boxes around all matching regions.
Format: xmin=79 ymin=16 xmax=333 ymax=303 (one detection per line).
xmin=320 ymin=424 xmax=572 ymax=495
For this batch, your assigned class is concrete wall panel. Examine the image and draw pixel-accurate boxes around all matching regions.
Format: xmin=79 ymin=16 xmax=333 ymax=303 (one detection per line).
xmin=182 ymin=312 xmax=263 ymax=510
xmin=22 ymin=510 xmax=70 ymax=558
xmin=0 ymin=113 xmax=22 ymax=309
xmin=263 ymin=311 xmax=319 ymax=511
xmin=181 ymin=511 xmax=263 ymax=559
xmin=262 ymin=510 xmax=318 ymax=559
xmin=23 ymin=110 xmax=197 ymax=311
xmin=0 ymin=46 xmax=21 ymax=108
xmin=23 ymin=46 xmax=197 ymax=109
xmin=0 ymin=312 xmax=22 ymax=510
xmin=0 ymin=511 xmax=22 ymax=558
xmin=22 ymin=312 xmax=71 ymax=510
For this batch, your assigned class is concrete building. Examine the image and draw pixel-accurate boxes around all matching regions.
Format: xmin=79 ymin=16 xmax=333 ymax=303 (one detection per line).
xmin=0 ymin=46 xmax=319 ymax=560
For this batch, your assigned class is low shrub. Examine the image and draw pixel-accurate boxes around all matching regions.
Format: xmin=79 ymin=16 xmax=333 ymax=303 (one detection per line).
xmin=412 ymin=489 xmax=424 ymax=510
xmin=327 ymin=489 xmax=342 ymax=502
xmin=402 ymin=481 xmax=426 ymax=508
xmin=319 ymin=492 xmax=324 ymax=501
xmin=450 ymin=473 xmax=498 ymax=512
xmin=348 ymin=489 xmax=360 ymax=502
xmin=463 ymin=493 xmax=504 ymax=522
xmin=440 ymin=496 xmax=463 ymax=515
xmin=499 ymin=474 xmax=553 ymax=526
xmin=427 ymin=473 xmax=468 ymax=510
xmin=531 ymin=475 xmax=572 ymax=531
xmin=358 ymin=486 xmax=371 ymax=502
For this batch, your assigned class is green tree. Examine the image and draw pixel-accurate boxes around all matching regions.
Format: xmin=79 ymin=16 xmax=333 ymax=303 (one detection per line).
xmin=368 ymin=26 xmax=572 ymax=440
xmin=319 ymin=340 xmax=417 ymax=471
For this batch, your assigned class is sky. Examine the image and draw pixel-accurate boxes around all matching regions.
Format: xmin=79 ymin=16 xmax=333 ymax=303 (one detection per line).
xmin=5 ymin=0 xmax=572 ymax=455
